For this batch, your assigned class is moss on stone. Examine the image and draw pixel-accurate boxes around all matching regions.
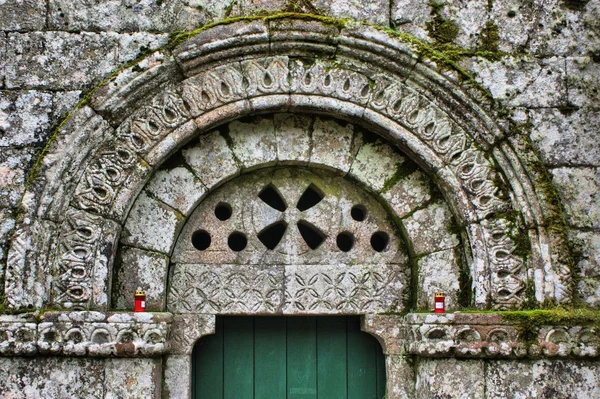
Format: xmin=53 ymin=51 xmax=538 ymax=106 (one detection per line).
xmin=426 ymin=1 xmax=459 ymax=45
xmin=478 ymin=21 xmax=500 ymax=55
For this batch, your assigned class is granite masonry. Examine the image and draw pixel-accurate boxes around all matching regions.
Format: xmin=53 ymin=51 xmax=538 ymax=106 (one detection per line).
xmin=0 ymin=0 xmax=599 ymax=397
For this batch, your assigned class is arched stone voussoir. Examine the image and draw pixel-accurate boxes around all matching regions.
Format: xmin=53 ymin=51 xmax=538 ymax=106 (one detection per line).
xmin=4 ymin=17 xmax=572 ymax=312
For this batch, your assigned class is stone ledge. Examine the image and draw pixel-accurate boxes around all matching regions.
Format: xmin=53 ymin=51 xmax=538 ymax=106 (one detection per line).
xmin=0 ymin=311 xmax=172 ymax=357
xmin=0 ymin=311 xmax=598 ymax=359
xmin=405 ymin=312 xmax=600 ymax=359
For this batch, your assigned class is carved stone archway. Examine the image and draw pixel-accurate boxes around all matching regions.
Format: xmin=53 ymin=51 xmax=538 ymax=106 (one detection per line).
xmin=1 ymin=15 xmax=579 ymax=399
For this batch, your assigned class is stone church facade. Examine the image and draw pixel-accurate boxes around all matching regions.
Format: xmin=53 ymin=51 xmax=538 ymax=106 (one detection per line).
xmin=0 ymin=0 xmax=599 ymax=397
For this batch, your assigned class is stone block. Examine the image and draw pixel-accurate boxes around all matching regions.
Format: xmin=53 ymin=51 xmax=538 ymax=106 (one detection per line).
xmin=386 ymin=355 xmax=415 ymax=399
xmin=486 ymin=360 xmax=600 ymax=398
xmin=312 ymin=0 xmax=390 ymax=26
xmin=309 ymin=117 xmax=358 ymax=174
xmin=416 ymin=358 xmax=485 ymax=398
xmin=0 ymin=357 xmax=106 ymax=397
xmin=0 ymin=90 xmax=53 ymax=146
xmin=463 ymin=55 xmax=567 ymax=108
xmin=145 ymin=166 xmax=207 ymax=216
xmin=182 ymin=129 xmax=241 ymax=189
xmin=5 ymin=32 xmax=166 ymax=90
xmin=382 ymin=167 xmax=432 ymax=219
xmin=228 ymin=0 xmax=287 ymax=17
xmin=48 ymin=0 xmax=228 ymax=32
xmin=0 ymin=33 xmax=5 ymax=88
xmin=0 ymin=0 xmax=46 ymax=31
xmin=113 ymin=246 xmax=169 ymax=311
xmin=0 ymin=208 xmax=16 ymax=267
xmin=53 ymin=91 xmax=82 ymax=121
xmin=0 ymin=147 xmax=36 ymax=208
xmin=164 ymin=355 xmax=192 ymax=399
xmin=576 ymin=278 xmax=600 ymax=308
xmin=551 ymin=167 xmax=600 ymax=229
xmin=391 ymin=0 xmax=431 ymax=41
xmin=402 ymin=200 xmax=460 ymax=255
xmin=567 ymin=56 xmax=600 ymax=108
xmin=417 ymin=248 xmax=461 ymax=311
xmin=227 ymin=116 xmax=278 ymax=170
xmin=349 ymin=135 xmax=406 ymax=193
xmin=120 ymin=191 xmax=184 ymax=254
xmin=283 ymin=264 xmax=407 ymax=314
xmin=435 ymin=0 xmax=489 ymax=50
xmin=527 ymin=1 xmax=597 ymax=57
xmin=167 ymin=263 xmax=285 ymax=314
xmin=104 ymin=358 xmax=161 ymax=399
xmin=273 ymin=113 xmax=311 ymax=164
xmin=569 ymin=229 xmax=600 ymax=278
xmin=530 ymin=106 xmax=600 ymax=167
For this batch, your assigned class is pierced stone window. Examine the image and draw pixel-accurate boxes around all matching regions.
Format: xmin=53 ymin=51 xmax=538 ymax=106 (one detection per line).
xmin=168 ymin=168 xmax=409 ymax=315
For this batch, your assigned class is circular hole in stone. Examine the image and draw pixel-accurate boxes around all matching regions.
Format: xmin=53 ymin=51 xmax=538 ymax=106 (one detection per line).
xmin=192 ymin=230 xmax=211 ymax=251
xmin=351 ymin=205 xmax=367 ymax=221
xmin=336 ymin=232 xmax=354 ymax=252
xmin=215 ymin=202 xmax=232 ymax=221
xmin=228 ymin=232 xmax=247 ymax=251
xmin=370 ymin=231 xmax=389 ymax=252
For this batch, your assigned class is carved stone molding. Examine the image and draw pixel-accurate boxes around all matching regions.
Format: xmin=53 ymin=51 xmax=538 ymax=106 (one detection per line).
xmin=0 ymin=312 xmax=171 ymax=357
xmin=4 ymin=17 xmax=571 ymax=311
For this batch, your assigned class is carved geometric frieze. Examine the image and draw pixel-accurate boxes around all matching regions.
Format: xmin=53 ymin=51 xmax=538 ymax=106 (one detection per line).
xmin=0 ymin=312 xmax=171 ymax=357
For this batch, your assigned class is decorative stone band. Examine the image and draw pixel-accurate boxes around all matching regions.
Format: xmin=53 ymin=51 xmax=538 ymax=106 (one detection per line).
xmin=0 ymin=311 xmax=596 ymax=359
xmin=400 ymin=313 xmax=600 ymax=358
xmin=0 ymin=312 xmax=171 ymax=357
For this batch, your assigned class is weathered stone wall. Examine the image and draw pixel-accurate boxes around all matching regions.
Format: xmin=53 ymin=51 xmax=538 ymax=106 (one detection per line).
xmin=0 ymin=0 xmax=599 ymax=398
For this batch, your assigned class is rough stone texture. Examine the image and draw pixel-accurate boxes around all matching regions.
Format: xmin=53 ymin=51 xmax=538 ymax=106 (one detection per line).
xmin=417 ymin=248 xmax=461 ymax=311
xmin=551 ymin=167 xmax=600 ymax=229
xmin=402 ymin=200 xmax=461 ymax=255
xmin=273 ymin=113 xmax=312 ymax=164
xmin=530 ymin=107 xmax=600 ymax=166
xmin=349 ymin=136 xmax=406 ymax=193
xmin=227 ymin=116 xmax=278 ymax=170
xmin=103 ymin=358 xmax=161 ymax=399
xmin=48 ymin=0 xmax=230 ymax=33
xmin=120 ymin=191 xmax=184 ymax=254
xmin=5 ymin=32 xmax=167 ymax=90
xmin=416 ymin=358 xmax=485 ymax=399
xmin=486 ymin=360 xmax=600 ymax=398
xmin=0 ymin=357 xmax=106 ymax=398
xmin=0 ymin=32 xmax=6 ymax=87
xmin=463 ymin=55 xmax=568 ymax=108
xmin=310 ymin=117 xmax=357 ymax=174
xmin=567 ymin=57 xmax=600 ymax=108
xmin=145 ymin=166 xmax=207 ymax=216
xmin=391 ymin=0 xmax=431 ymax=41
xmin=113 ymin=246 xmax=170 ymax=311
xmin=182 ymin=130 xmax=241 ymax=189
xmin=434 ymin=0 xmax=489 ymax=50
xmin=576 ymin=278 xmax=600 ymax=308
xmin=0 ymin=208 xmax=15 ymax=266
xmin=0 ymin=147 xmax=36 ymax=208
xmin=0 ymin=357 xmax=162 ymax=398
xmin=0 ymin=91 xmax=53 ymax=146
xmin=382 ymin=168 xmax=433 ymax=219
xmin=0 ymin=0 xmax=46 ymax=31
xmin=570 ymin=229 xmax=600 ymax=278
xmin=313 ymin=0 xmax=390 ymax=26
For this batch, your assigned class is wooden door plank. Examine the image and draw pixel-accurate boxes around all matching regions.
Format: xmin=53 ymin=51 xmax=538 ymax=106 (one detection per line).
xmin=193 ymin=317 xmax=224 ymax=399
xmin=376 ymin=347 xmax=386 ymax=399
xmin=255 ymin=317 xmax=287 ymax=399
xmin=223 ymin=317 xmax=254 ymax=399
xmin=347 ymin=317 xmax=377 ymax=399
xmin=316 ymin=317 xmax=347 ymax=399
xmin=287 ymin=317 xmax=317 ymax=399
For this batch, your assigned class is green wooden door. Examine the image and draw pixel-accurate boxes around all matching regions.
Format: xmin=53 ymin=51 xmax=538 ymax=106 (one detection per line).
xmin=192 ymin=316 xmax=386 ymax=399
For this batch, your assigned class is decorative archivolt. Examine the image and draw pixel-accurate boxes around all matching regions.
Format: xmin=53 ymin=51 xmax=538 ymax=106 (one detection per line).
xmin=4 ymin=17 xmax=570 ymax=311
